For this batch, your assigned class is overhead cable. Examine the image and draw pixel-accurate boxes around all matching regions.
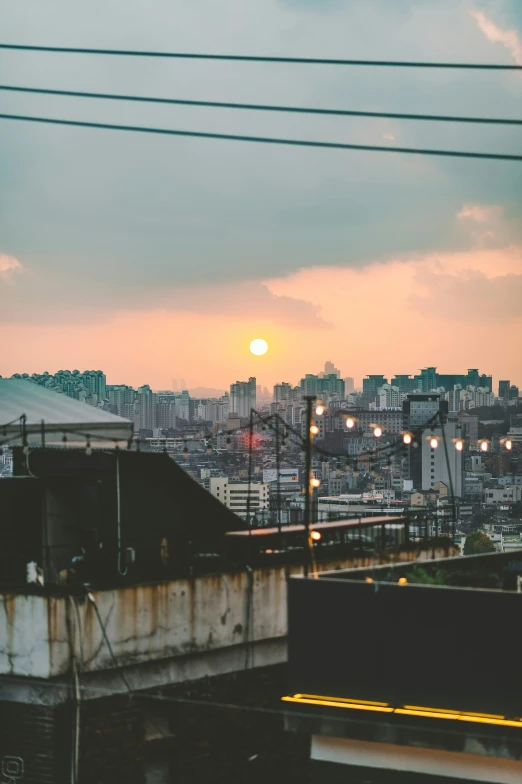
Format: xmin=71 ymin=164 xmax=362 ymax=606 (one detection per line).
xmin=2 ymin=84 xmax=520 ymax=126
xmin=1 ymin=113 xmax=520 ymax=161
xmin=0 ymin=43 xmax=521 ymax=70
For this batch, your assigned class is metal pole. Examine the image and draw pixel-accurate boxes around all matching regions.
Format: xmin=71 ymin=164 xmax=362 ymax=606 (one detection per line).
xmin=275 ymin=414 xmax=282 ymax=533
xmin=440 ymin=411 xmax=456 ymax=539
xmin=246 ymin=408 xmax=254 ymax=528
xmin=304 ymin=395 xmax=316 ymax=576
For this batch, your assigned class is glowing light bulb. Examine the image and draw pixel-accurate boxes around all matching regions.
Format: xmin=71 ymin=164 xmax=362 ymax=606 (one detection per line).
xmin=310 ymin=425 xmax=319 ymax=435
xmin=310 ymin=478 xmax=321 ymax=488
xmin=430 ymin=438 xmax=438 ymax=449
xmin=373 ymin=427 xmax=382 ymax=438
xmin=403 ymin=433 xmax=412 ymax=445
xmin=505 ymin=440 xmax=512 ymax=451
xmin=310 ymin=530 xmax=321 ymax=541
xmin=455 ymin=440 xmax=463 ymax=452
xmin=346 ymin=418 xmax=355 ymax=429
xmin=480 ymin=441 xmax=488 ymax=452
xmin=315 ymin=405 xmax=325 ymax=416
xmin=398 ymin=577 xmax=408 ymax=585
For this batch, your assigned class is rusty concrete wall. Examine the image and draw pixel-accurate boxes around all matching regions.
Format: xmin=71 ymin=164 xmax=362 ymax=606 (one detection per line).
xmin=0 ymin=546 xmax=457 ymax=680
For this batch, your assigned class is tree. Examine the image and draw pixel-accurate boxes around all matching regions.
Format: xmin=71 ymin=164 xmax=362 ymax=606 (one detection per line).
xmin=463 ymin=530 xmax=495 ymax=556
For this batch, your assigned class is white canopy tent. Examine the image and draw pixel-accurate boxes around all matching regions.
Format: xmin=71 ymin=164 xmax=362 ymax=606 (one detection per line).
xmin=0 ymin=379 xmax=133 ymax=447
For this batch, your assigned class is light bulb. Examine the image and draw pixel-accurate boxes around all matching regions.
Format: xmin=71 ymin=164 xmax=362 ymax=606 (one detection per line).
xmin=374 ymin=427 xmax=382 ymax=438
xmin=505 ymin=440 xmax=512 ymax=451
xmin=346 ymin=418 xmax=355 ymax=429
xmin=430 ymin=438 xmax=438 ymax=449
xmin=480 ymin=441 xmax=488 ymax=452
xmin=315 ymin=405 xmax=324 ymax=416
xmin=403 ymin=433 xmax=412 ymax=445
xmin=310 ymin=425 xmax=319 ymax=435
xmin=310 ymin=478 xmax=321 ymax=488
xmin=310 ymin=530 xmax=321 ymax=541
xmin=455 ymin=440 xmax=463 ymax=452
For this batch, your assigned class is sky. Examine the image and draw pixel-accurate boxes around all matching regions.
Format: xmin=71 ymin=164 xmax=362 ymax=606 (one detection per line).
xmin=1 ymin=0 xmax=521 ymax=391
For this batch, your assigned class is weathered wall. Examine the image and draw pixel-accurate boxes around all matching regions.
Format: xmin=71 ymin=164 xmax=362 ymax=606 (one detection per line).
xmin=0 ymin=546 xmax=457 ymax=681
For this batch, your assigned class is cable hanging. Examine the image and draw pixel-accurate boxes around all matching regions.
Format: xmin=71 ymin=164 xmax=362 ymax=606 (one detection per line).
xmin=0 ymin=113 xmax=520 ymax=161
xmin=1 ymin=43 xmax=521 ymax=70
xmin=2 ymin=85 xmax=521 ymax=126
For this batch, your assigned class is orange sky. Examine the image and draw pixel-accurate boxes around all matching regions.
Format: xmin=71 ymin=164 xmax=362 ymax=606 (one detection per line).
xmin=3 ymin=241 xmax=521 ymax=392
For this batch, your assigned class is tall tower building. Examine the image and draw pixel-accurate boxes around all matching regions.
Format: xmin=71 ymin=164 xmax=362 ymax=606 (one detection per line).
xmin=499 ymin=380 xmax=510 ymax=402
xmin=323 ymin=361 xmax=341 ymax=378
xmin=421 ymin=422 xmax=463 ymax=496
xmin=230 ymin=377 xmax=256 ymax=418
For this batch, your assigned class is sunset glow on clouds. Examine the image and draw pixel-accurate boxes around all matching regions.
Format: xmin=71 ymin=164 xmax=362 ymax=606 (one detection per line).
xmin=2 ymin=204 xmax=521 ymax=389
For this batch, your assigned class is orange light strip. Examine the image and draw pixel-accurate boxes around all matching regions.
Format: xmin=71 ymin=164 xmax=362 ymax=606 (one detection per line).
xmin=281 ymin=694 xmax=522 ymax=729
xmin=281 ymin=696 xmax=393 ymax=713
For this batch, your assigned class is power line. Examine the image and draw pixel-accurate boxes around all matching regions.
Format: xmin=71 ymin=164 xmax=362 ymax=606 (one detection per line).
xmin=1 ymin=43 xmax=521 ymax=70
xmin=2 ymin=84 xmax=521 ymax=126
xmin=1 ymin=113 xmax=520 ymax=161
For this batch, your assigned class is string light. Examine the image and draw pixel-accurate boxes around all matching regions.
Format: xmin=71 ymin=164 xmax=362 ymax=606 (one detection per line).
xmin=430 ymin=437 xmax=438 ymax=449
xmin=346 ymin=418 xmax=355 ymax=429
xmin=310 ymin=477 xmax=321 ymax=488
xmin=315 ymin=405 xmax=325 ymax=416
xmin=310 ymin=425 xmax=319 ymax=435
xmin=310 ymin=530 xmax=321 ymax=541
xmin=373 ymin=427 xmax=382 ymax=438
xmin=480 ymin=440 xmax=489 ymax=452
xmin=455 ymin=440 xmax=463 ymax=451
xmin=403 ymin=433 xmax=412 ymax=445
xmin=505 ymin=440 xmax=512 ymax=451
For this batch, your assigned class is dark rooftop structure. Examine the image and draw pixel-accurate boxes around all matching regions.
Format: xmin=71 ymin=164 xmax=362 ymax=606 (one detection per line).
xmin=283 ymin=551 xmax=522 ymax=782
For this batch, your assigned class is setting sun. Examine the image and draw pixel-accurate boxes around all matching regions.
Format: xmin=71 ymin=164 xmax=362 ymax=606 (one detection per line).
xmin=250 ymin=338 xmax=269 ymax=356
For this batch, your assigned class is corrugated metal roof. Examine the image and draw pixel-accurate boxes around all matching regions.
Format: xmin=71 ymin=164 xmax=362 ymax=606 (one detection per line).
xmin=0 ymin=379 xmax=132 ymax=444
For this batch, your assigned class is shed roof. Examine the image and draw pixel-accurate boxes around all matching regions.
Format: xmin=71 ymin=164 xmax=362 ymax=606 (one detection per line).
xmin=0 ymin=379 xmax=132 ymax=445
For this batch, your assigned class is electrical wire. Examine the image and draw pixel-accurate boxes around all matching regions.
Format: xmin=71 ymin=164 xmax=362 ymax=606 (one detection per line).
xmin=0 ymin=113 xmax=520 ymax=162
xmin=1 ymin=44 xmax=521 ymax=70
xmin=2 ymin=84 xmax=521 ymax=126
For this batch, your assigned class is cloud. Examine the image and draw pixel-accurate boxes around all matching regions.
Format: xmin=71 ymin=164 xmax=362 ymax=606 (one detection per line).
xmin=410 ymin=266 xmax=522 ymax=322
xmin=0 ymin=273 xmax=330 ymax=330
xmin=456 ymin=202 xmax=511 ymax=247
xmin=471 ymin=10 xmax=522 ymax=64
xmin=0 ymin=254 xmax=23 ymax=284
xmin=457 ymin=203 xmax=503 ymax=224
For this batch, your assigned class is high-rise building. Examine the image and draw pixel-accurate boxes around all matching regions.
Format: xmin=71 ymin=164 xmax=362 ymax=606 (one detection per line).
xmin=323 ymin=361 xmax=341 ymax=378
xmin=344 ymin=377 xmax=355 ymax=394
xmin=230 ymin=377 xmax=256 ymax=418
xmin=362 ymin=375 xmax=387 ymax=402
xmin=419 ymin=367 xmax=438 ymax=393
xmin=391 ymin=375 xmax=419 ymax=394
xmin=376 ymin=384 xmax=403 ymax=409
xmin=107 ymin=384 xmax=136 ymax=418
xmin=137 ymin=385 xmax=157 ymax=430
xmin=420 ymin=422 xmax=463 ymax=496
xmin=403 ymin=394 xmax=448 ymax=431
xmin=300 ymin=374 xmax=344 ymax=400
xmin=499 ymin=380 xmax=510 ymax=401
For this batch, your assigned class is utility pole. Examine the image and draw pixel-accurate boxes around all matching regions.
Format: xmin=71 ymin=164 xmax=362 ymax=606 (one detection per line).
xmin=304 ymin=395 xmax=316 ymax=576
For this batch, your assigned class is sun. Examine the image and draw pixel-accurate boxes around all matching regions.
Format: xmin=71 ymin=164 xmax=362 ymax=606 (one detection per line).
xmin=250 ymin=338 xmax=268 ymax=356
